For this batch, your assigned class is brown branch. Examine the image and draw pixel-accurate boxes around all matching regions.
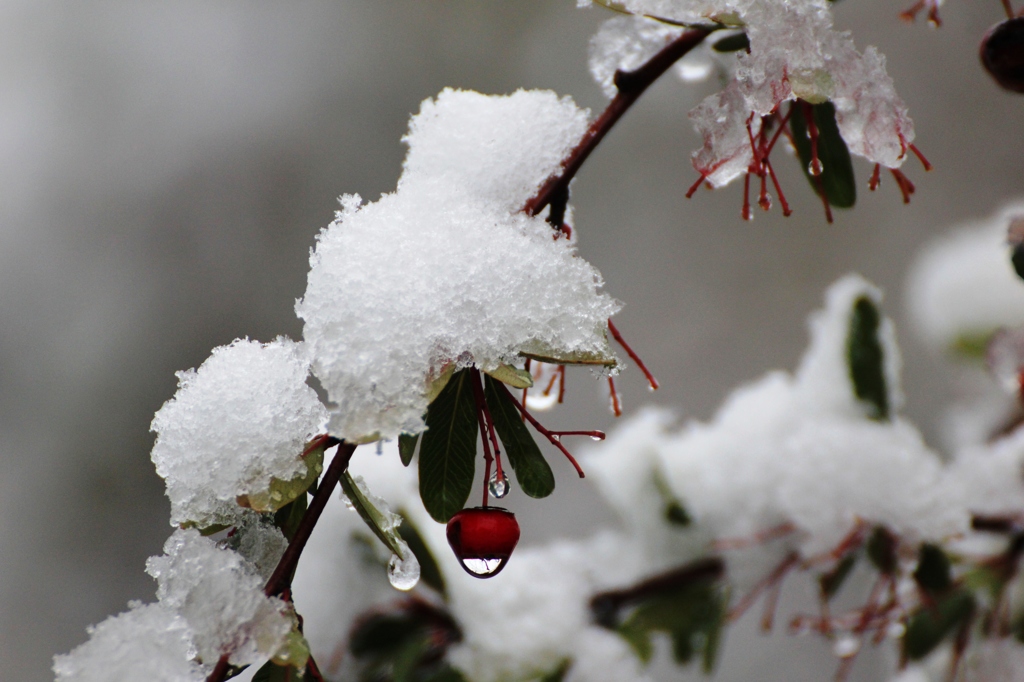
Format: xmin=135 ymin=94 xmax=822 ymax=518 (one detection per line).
xmin=523 ymin=27 xmax=712 ymax=220
xmin=206 ymin=438 xmax=354 ymax=682
xmin=265 ymin=439 xmax=353 ymax=598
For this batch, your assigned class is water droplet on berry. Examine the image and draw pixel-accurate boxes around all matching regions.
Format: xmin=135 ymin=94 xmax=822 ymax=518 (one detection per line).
xmin=488 ymin=471 xmax=510 ymax=498
xmin=446 ymin=507 xmax=520 ymax=579
xmin=387 ymin=549 xmax=421 ymax=591
xmin=808 ymin=160 xmax=824 ymax=176
xmin=832 ymin=636 xmax=860 ymax=658
xmin=981 ymin=17 xmax=1024 ymax=94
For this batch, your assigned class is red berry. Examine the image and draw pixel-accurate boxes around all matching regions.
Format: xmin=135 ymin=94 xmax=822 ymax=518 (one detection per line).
xmin=981 ymin=17 xmax=1024 ymax=94
xmin=446 ymin=506 xmax=521 ymax=579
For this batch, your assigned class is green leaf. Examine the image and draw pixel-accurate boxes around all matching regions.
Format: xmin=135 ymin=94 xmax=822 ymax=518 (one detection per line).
xmin=903 ymin=590 xmax=975 ymax=660
xmin=340 ymin=472 xmax=408 ymax=559
xmin=788 ymin=101 xmax=856 ymax=209
xmin=399 ymin=434 xmax=419 ymax=467
xmin=712 ymin=32 xmax=749 ymax=52
xmin=617 ymin=619 xmax=654 ymax=663
xmin=950 ymin=331 xmax=994 ymax=360
xmin=484 ymin=363 xmax=534 ymax=389
xmin=847 ymin=297 xmax=890 ymax=421
xmin=398 ymin=518 xmax=446 ymax=596
xmin=819 ymin=553 xmax=858 ymax=601
xmin=618 ymin=579 xmax=725 ymax=671
xmin=1013 ymin=243 xmax=1024 ymax=282
xmin=484 ymin=375 xmax=555 ymax=499
xmin=914 ymin=544 xmax=952 ymax=595
xmin=421 ymin=664 xmax=470 ymax=682
xmin=539 ymin=660 xmax=572 ymax=682
xmin=251 ymin=661 xmax=310 ymax=682
xmin=274 ymin=493 xmax=308 ymax=542
xmin=419 ymin=368 xmax=479 ymax=523
xmin=519 ymin=337 xmax=616 ymax=367
xmin=866 ymin=526 xmax=897 ymax=574
xmin=653 ymin=470 xmax=691 ymax=527
xmin=238 ymin=439 xmax=325 ymax=513
xmin=350 ymin=613 xmax=425 ymax=659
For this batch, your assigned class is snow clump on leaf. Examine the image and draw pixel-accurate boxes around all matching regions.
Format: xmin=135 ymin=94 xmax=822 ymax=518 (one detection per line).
xmin=584 ymin=1 xmax=915 ymax=186
xmin=150 ymin=337 xmax=328 ymax=528
xmin=297 ymin=88 xmax=621 ymax=443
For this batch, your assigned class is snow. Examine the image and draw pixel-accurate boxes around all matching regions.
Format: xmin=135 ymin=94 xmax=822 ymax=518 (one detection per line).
xmin=150 ymin=337 xmax=328 ymax=528
xmin=53 ymin=602 xmax=205 ymax=682
xmin=297 ymin=89 xmax=620 ymax=443
xmin=905 ymin=200 xmax=1024 ymax=356
xmin=146 ymin=529 xmax=292 ymax=667
xmin=588 ymin=275 xmax=966 ymax=568
xmin=584 ymin=0 xmax=916 ymax=187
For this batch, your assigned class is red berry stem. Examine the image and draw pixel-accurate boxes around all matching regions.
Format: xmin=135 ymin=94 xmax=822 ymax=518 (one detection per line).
xmin=495 ymin=381 xmax=586 ymax=478
xmin=469 ymin=369 xmax=496 ymax=507
xmin=801 ymin=101 xmax=833 ymax=224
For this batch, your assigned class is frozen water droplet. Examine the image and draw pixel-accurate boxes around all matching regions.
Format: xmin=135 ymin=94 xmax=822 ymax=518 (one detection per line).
xmin=270 ymin=491 xmax=282 ymax=501
xmin=551 ymin=434 xmax=561 ymax=442
xmin=590 ymin=435 xmax=603 ymax=441
xmin=808 ymin=160 xmax=824 ymax=176
xmin=460 ymin=557 xmax=507 ymax=577
xmin=387 ymin=551 xmax=420 ymax=591
xmin=376 ymin=440 xmax=384 ymax=456
xmin=488 ymin=472 xmax=510 ymax=498
xmin=833 ymin=636 xmax=860 ymax=658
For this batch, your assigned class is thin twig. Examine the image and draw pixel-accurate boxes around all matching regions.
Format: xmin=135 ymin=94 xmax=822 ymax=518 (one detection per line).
xmin=523 ymin=27 xmax=712 ymax=219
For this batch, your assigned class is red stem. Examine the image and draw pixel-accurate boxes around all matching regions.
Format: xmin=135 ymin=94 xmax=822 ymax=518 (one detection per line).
xmin=607 ymin=376 xmax=622 ymax=417
xmin=607 ymin=319 xmax=659 ymax=390
xmin=523 ymin=28 xmax=712 ymax=219
xmin=496 ymin=381 xmax=586 ymax=477
xmin=470 ymin=370 xmax=495 ymax=507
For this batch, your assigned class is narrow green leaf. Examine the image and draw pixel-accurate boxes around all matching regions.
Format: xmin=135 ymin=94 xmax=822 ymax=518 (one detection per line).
xmin=819 ymin=553 xmax=858 ymax=601
xmin=238 ymin=440 xmax=325 ymax=513
xmin=398 ymin=518 xmax=445 ymax=596
xmin=847 ymin=297 xmax=889 ymax=421
xmin=903 ymin=590 xmax=975 ymax=660
xmin=619 ymin=579 xmax=725 ymax=670
xmin=273 ymin=493 xmax=308 ymax=542
xmin=419 ymin=368 xmax=479 ymax=522
xmin=484 ymin=363 xmax=534 ymax=389
xmin=617 ymin=620 xmax=654 ymax=663
xmin=788 ymin=101 xmax=856 ymax=209
xmin=251 ymin=661 xmax=309 ymax=682
xmin=483 ymin=375 xmax=555 ymax=499
xmin=349 ymin=614 xmax=424 ymax=658
xmin=866 ymin=525 xmax=897 ymax=574
xmin=1013 ymin=243 xmax=1024 ymax=282
xmin=951 ymin=331 xmax=994 ymax=360
xmin=340 ymin=472 xmax=406 ymax=558
xmin=519 ymin=337 xmax=616 ymax=367
xmin=539 ymin=660 xmax=573 ymax=682
xmin=913 ymin=544 xmax=952 ymax=595
xmin=712 ymin=32 xmax=749 ymax=52
xmin=399 ymin=433 xmax=419 ymax=467
xmin=653 ymin=470 xmax=690 ymax=527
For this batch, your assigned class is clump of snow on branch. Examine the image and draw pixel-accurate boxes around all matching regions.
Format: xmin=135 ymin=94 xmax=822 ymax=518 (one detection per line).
xmin=53 ymin=603 xmax=205 ymax=682
xmin=588 ymin=275 xmax=965 ymax=566
xmin=297 ymin=89 xmax=620 ymax=442
xmin=583 ymin=2 xmax=914 ymax=186
xmin=146 ymin=529 xmax=293 ymax=667
xmin=905 ymin=200 xmax=1024 ymax=356
xmin=150 ymin=337 xmax=328 ymax=528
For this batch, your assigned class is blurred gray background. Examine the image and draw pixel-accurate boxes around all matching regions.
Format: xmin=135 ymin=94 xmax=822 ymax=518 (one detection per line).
xmin=2 ymin=1 xmax=1018 ymax=680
